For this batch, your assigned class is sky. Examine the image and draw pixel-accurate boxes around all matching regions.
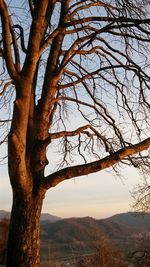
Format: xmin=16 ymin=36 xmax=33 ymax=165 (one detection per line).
xmin=0 ymin=161 xmax=143 ymax=219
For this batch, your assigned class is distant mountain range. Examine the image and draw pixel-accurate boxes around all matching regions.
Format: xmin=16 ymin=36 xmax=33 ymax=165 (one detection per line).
xmin=0 ymin=210 xmax=61 ymax=223
xmin=39 ymin=211 xmax=150 ymax=243
xmin=1 ymin=209 xmax=150 ymax=225
xmin=0 ymin=210 xmax=10 ymax=220
xmin=1 ymin=210 xmax=150 ymax=266
xmin=40 ymin=213 xmax=61 ymax=222
xmin=108 ymin=212 xmax=150 ymax=229
xmin=39 ymin=212 xmax=150 ymax=266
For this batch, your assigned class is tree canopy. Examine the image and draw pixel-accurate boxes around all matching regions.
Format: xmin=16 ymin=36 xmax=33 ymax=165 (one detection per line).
xmin=1 ymin=0 xmax=150 ymax=185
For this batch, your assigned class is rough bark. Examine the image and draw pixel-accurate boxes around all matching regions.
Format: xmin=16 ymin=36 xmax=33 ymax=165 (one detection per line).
xmin=7 ymin=93 xmax=46 ymax=267
xmin=6 ymin=190 xmax=45 ymax=267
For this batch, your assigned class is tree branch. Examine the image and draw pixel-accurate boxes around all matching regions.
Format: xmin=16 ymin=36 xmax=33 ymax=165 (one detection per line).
xmin=69 ymin=1 xmax=118 ymax=18
xmin=40 ymin=29 xmax=60 ymax=54
xmin=22 ymin=0 xmax=51 ymax=77
xmin=0 ymin=0 xmax=18 ymax=79
xmin=0 ymin=81 xmax=12 ymax=96
xmin=49 ymin=124 xmax=91 ymax=140
xmin=10 ymin=25 xmax=21 ymax=72
xmin=42 ymin=137 xmax=150 ymax=189
xmin=28 ymin=0 xmax=34 ymax=17
xmin=13 ymin=25 xmax=27 ymax=54
xmin=64 ymin=16 xmax=150 ymax=28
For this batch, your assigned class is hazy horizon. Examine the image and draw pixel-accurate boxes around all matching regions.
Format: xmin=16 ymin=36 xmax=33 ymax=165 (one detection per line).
xmin=0 ymin=162 xmax=142 ymax=219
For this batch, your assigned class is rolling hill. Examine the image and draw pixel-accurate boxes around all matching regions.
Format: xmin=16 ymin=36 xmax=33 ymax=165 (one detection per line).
xmin=1 ymin=211 xmax=150 ymax=266
xmin=0 ymin=210 xmax=61 ymax=223
xmin=106 ymin=212 xmax=150 ymax=230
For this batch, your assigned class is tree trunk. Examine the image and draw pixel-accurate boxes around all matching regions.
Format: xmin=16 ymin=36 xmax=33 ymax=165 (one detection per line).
xmin=6 ymin=190 xmax=45 ymax=267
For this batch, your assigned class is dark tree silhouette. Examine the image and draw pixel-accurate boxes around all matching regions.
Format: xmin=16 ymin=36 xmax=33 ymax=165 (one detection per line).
xmin=0 ymin=218 xmax=9 ymax=264
xmin=0 ymin=1 xmax=150 ymax=266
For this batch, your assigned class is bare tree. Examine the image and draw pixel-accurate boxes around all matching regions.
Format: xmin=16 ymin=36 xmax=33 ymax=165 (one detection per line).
xmin=0 ymin=0 xmax=150 ymax=266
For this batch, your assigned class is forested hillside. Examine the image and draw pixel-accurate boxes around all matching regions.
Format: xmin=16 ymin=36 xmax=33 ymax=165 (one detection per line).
xmin=0 ymin=211 xmax=150 ymax=266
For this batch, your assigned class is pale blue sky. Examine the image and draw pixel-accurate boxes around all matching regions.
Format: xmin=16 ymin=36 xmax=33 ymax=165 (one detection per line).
xmin=42 ymin=167 xmax=141 ymax=218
